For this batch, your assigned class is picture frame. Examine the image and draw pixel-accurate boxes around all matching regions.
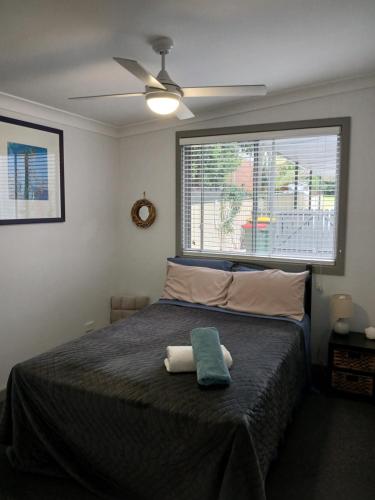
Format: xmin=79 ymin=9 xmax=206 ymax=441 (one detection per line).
xmin=0 ymin=114 xmax=65 ymax=225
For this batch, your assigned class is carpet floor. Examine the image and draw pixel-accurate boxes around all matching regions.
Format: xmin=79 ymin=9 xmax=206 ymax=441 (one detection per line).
xmin=0 ymin=393 xmax=374 ymax=500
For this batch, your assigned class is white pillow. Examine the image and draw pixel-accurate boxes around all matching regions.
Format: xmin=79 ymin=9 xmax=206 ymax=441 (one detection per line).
xmin=223 ymin=269 xmax=308 ymax=320
xmin=161 ymin=262 xmax=233 ymax=307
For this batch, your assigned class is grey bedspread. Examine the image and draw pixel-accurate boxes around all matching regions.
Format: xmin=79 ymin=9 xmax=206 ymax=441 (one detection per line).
xmin=0 ymin=303 xmax=306 ymax=500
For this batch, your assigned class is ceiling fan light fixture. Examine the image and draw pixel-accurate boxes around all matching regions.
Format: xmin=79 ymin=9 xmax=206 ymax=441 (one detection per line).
xmin=146 ymin=92 xmax=180 ymax=115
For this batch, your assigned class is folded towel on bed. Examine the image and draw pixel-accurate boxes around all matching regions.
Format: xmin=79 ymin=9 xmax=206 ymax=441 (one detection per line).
xmin=191 ymin=327 xmax=232 ymax=386
xmin=164 ymin=345 xmax=233 ymax=373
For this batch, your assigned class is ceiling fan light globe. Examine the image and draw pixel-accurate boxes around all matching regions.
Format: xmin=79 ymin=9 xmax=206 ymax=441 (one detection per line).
xmin=146 ymin=94 xmax=180 ymax=115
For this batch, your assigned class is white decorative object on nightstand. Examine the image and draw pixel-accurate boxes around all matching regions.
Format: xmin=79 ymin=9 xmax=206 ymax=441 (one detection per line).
xmin=365 ymin=327 xmax=375 ymax=340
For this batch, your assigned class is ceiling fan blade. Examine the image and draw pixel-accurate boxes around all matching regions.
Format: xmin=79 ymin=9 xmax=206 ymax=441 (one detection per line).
xmin=69 ymin=92 xmax=145 ymax=100
xmin=182 ymin=85 xmax=267 ymax=97
xmin=113 ymin=57 xmax=166 ymax=90
xmin=175 ymin=101 xmax=195 ymax=120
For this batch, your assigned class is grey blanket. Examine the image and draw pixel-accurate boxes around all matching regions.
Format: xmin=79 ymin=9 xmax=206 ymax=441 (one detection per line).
xmin=0 ymin=303 xmax=306 ymax=500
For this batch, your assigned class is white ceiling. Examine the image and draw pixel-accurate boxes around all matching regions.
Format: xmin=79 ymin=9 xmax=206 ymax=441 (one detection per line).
xmin=1 ymin=0 xmax=375 ymax=127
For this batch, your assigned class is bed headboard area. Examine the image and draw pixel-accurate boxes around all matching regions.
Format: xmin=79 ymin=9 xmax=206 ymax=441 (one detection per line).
xmin=304 ymin=265 xmax=312 ymax=318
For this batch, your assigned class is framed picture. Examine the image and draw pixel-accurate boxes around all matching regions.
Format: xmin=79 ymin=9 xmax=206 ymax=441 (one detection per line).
xmin=0 ymin=115 xmax=64 ymax=225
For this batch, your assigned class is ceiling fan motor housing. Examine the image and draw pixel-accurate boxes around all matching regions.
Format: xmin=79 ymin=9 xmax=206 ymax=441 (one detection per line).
xmin=147 ymin=37 xmax=183 ymax=100
xmin=146 ymin=68 xmax=183 ymax=101
xmin=145 ymin=85 xmax=182 ymax=104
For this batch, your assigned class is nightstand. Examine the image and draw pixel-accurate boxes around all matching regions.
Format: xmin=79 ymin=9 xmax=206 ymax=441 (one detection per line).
xmin=328 ymin=331 xmax=375 ymax=400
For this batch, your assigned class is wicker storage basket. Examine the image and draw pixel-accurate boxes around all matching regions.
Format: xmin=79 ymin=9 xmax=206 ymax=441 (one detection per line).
xmin=332 ymin=370 xmax=373 ymax=396
xmin=333 ymin=349 xmax=375 ymax=373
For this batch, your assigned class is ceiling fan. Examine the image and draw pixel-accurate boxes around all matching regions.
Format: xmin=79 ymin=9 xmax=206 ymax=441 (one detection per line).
xmin=69 ymin=37 xmax=267 ymax=120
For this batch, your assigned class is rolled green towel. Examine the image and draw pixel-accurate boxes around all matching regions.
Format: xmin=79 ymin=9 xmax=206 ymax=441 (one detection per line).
xmin=191 ymin=327 xmax=232 ymax=386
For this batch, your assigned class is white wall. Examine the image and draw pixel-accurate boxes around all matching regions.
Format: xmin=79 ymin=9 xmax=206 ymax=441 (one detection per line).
xmin=118 ymin=84 xmax=375 ymax=363
xmin=0 ymin=102 xmax=120 ymax=390
xmin=1 ymin=81 xmax=374 ymax=392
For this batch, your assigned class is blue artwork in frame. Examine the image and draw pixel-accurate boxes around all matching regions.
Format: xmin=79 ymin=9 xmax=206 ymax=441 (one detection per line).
xmin=8 ymin=142 xmax=49 ymax=201
xmin=0 ymin=114 xmax=64 ymax=225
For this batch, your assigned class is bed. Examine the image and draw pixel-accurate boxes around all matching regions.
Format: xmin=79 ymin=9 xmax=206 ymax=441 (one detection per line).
xmin=0 ymin=267 xmax=311 ymax=500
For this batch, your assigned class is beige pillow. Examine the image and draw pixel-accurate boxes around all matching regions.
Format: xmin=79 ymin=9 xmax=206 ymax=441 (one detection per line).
xmin=223 ymin=269 xmax=308 ymax=320
xmin=161 ymin=262 xmax=232 ymax=307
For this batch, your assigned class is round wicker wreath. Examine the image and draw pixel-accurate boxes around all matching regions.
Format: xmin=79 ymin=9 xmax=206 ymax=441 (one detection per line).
xmin=131 ymin=198 xmax=156 ymax=228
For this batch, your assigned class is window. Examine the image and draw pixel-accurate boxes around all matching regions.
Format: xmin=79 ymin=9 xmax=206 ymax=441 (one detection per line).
xmin=176 ymin=118 xmax=350 ymax=273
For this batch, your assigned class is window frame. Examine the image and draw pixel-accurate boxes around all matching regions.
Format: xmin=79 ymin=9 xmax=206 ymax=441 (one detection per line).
xmin=176 ymin=117 xmax=350 ymax=275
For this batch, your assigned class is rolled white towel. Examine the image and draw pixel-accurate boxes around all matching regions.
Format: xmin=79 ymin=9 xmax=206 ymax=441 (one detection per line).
xmin=164 ymin=345 xmax=233 ymax=373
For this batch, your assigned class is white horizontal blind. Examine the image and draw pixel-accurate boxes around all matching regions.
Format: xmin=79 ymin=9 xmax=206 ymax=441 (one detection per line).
xmin=180 ymin=127 xmax=341 ymax=264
